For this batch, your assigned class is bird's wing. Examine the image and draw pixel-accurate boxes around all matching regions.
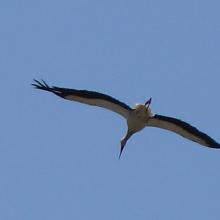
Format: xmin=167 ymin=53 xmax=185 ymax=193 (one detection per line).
xmin=146 ymin=114 xmax=220 ymax=148
xmin=32 ymin=79 xmax=131 ymax=119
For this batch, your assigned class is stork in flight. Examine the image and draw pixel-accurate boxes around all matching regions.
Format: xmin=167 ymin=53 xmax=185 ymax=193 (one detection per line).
xmin=32 ymin=79 xmax=220 ymax=157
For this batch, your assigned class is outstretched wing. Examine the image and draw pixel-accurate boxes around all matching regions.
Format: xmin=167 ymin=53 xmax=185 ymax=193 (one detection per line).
xmin=147 ymin=114 xmax=220 ymax=148
xmin=32 ymin=79 xmax=131 ymax=119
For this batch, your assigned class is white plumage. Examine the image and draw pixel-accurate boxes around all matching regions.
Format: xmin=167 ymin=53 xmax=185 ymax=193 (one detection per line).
xmin=32 ymin=79 xmax=220 ymax=157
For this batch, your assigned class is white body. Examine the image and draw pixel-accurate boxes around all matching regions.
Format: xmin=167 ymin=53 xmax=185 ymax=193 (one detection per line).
xmin=127 ymin=104 xmax=153 ymax=132
xmin=121 ymin=104 xmax=153 ymax=150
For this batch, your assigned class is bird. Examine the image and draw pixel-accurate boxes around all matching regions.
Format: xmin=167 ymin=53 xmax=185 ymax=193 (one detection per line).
xmin=32 ymin=79 xmax=220 ymax=158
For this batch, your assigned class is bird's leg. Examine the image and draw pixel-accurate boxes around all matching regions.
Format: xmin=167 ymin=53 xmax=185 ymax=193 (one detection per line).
xmin=145 ymin=98 xmax=152 ymax=109
xmin=119 ymin=130 xmax=133 ymax=159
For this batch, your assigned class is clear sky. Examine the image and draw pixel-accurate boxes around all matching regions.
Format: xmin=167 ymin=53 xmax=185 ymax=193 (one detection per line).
xmin=1 ymin=0 xmax=220 ymax=219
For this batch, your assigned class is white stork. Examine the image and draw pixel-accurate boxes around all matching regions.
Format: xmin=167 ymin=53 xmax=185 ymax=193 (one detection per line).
xmin=32 ymin=79 xmax=220 ymax=158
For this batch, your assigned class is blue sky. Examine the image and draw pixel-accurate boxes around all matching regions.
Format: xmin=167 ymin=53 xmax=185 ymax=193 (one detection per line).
xmin=1 ymin=0 xmax=220 ymax=219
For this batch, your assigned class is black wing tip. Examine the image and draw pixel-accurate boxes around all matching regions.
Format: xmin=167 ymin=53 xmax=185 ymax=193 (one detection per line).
xmin=32 ymin=79 xmax=65 ymax=98
xmin=31 ymin=79 xmax=51 ymax=91
xmin=208 ymin=142 xmax=220 ymax=149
